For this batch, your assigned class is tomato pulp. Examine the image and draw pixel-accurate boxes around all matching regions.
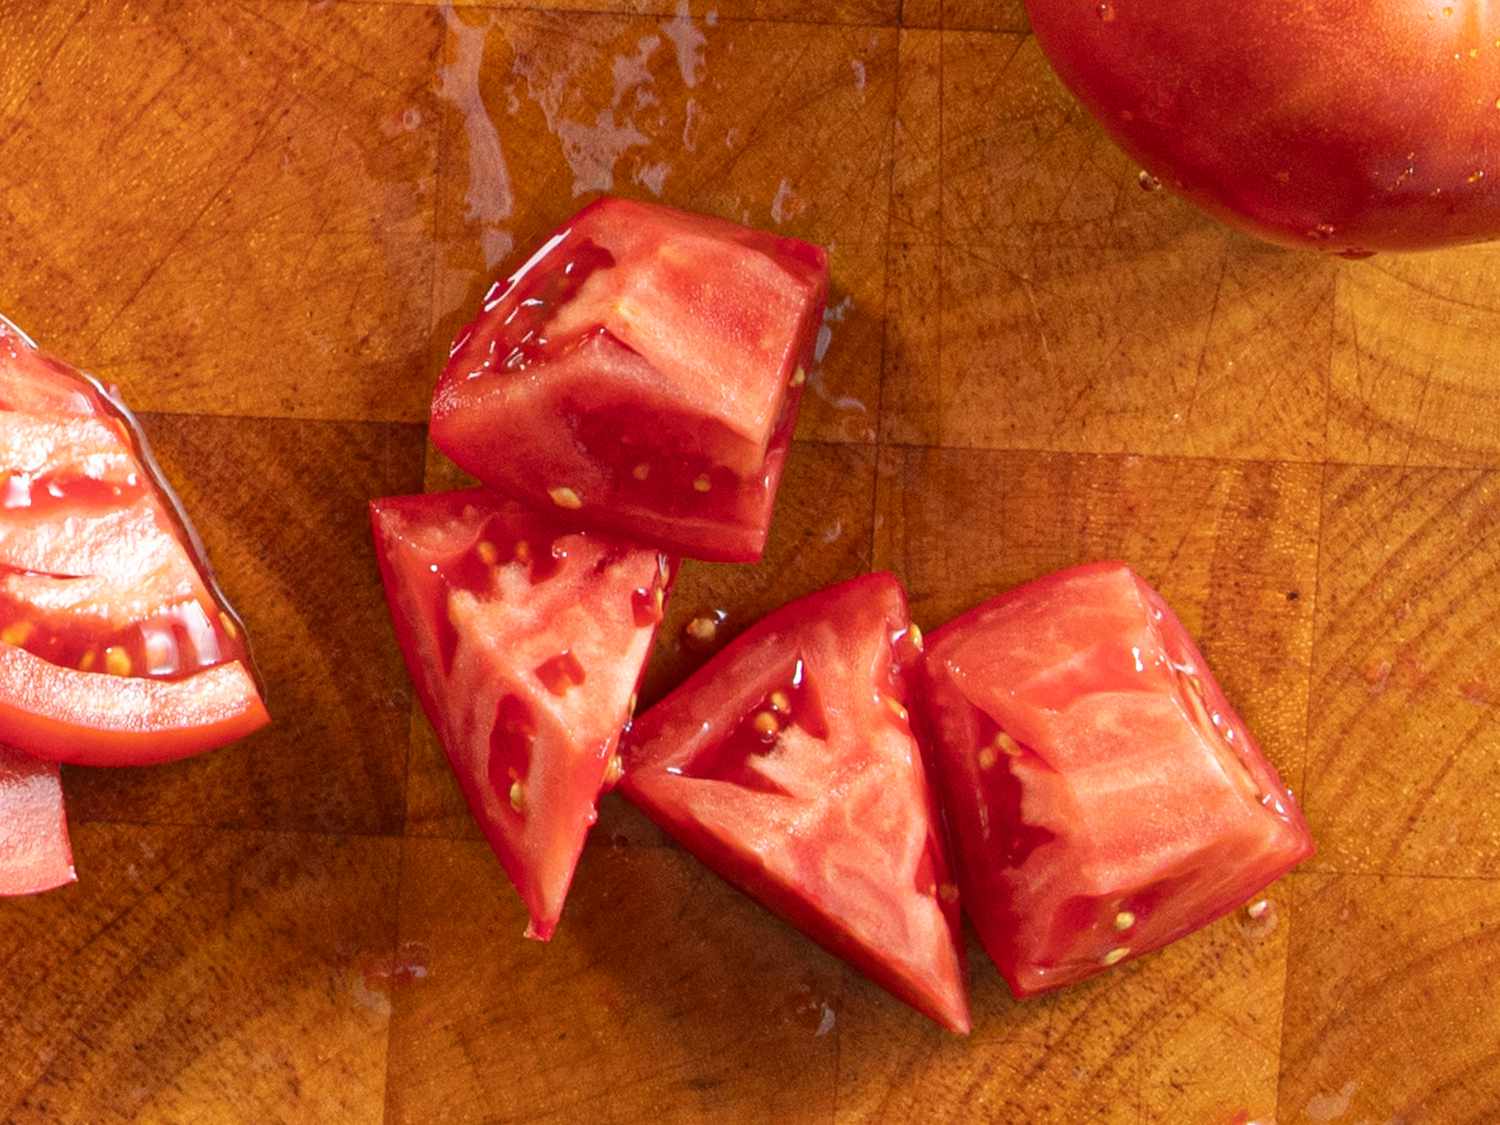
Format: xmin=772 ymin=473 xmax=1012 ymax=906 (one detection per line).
xmin=0 ymin=745 xmax=73 ymax=895
xmin=922 ymin=562 xmax=1313 ymax=997
xmin=430 ymin=197 xmax=829 ymax=562
xmin=1025 ymin=1 xmax=1500 ymax=253
xmin=371 ymin=489 xmax=674 ymax=939
xmin=621 ymin=574 xmax=971 ymax=1033
xmin=0 ymin=318 xmax=267 ymax=765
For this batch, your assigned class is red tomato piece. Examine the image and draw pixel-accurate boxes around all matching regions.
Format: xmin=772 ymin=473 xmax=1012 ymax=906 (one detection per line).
xmin=370 ymin=489 xmax=674 ymax=940
xmin=0 ymin=744 xmax=74 ymax=896
xmin=1025 ymin=1 xmax=1500 ymax=254
xmin=620 ymin=574 xmax=971 ymax=1033
xmin=923 ymin=562 xmax=1314 ymax=998
xmin=430 ymin=197 xmax=829 ymax=562
xmin=0 ymin=319 xmax=268 ymax=766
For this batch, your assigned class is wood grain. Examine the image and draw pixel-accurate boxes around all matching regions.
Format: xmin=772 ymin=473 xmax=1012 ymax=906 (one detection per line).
xmin=0 ymin=2 xmax=1497 ymax=1122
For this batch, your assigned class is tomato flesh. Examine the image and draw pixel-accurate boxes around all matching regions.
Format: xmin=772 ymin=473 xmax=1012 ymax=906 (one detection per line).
xmin=371 ymin=489 xmax=674 ymax=939
xmin=620 ymin=574 xmax=971 ymax=1033
xmin=430 ymin=197 xmax=829 ymax=562
xmin=0 ymin=744 xmax=73 ymax=896
xmin=1025 ymin=1 xmax=1500 ymax=253
xmin=0 ymin=319 xmax=267 ymax=765
xmin=923 ymin=562 xmax=1314 ymax=997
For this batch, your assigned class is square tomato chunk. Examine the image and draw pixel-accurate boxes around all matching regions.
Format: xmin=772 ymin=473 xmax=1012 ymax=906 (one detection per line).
xmin=430 ymin=198 xmax=829 ymax=562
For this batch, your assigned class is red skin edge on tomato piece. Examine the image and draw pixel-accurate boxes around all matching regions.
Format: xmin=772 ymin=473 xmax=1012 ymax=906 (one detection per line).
xmin=924 ymin=560 xmax=1314 ymax=999
xmin=0 ymin=649 xmax=269 ymax=767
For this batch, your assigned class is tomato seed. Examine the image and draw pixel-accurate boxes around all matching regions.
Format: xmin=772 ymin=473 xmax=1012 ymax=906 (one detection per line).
xmin=509 ymin=780 xmax=526 ymax=813
xmin=548 ymin=486 xmax=583 ymax=510
xmin=1101 ymin=947 xmax=1130 ymax=966
xmin=1113 ymin=911 xmax=1136 ymax=932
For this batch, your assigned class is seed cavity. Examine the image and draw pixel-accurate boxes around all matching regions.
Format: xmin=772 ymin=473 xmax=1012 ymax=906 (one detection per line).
xmin=509 ymin=780 xmax=526 ymax=813
xmin=104 ymin=646 xmax=132 ymax=677
xmin=692 ymin=474 xmax=712 ymax=493
xmin=1114 ymin=911 xmax=1136 ymax=932
xmin=549 ymin=486 xmax=582 ymax=510
xmin=1102 ymin=947 xmax=1130 ymax=966
xmin=1 ymin=621 xmax=34 ymax=648
xmin=476 ymin=540 xmax=499 ymax=566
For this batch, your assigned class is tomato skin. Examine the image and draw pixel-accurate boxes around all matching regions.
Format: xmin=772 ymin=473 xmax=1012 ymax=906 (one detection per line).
xmin=621 ymin=573 xmax=971 ymax=1033
xmin=0 ymin=320 xmax=268 ymax=766
xmin=1025 ymin=1 xmax=1500 ymax=253
xmin=0 ymin=651 xmax=268 ymax=767
xmin=371 ymin=489 xmax=675 ymax=940
xmin=430 ymin=197 xmax=829 ymax=562
xmin=0 ymin=745 xmax=73 ymax=896
xmin=923 ymin=562 xmax=1313 ymax=998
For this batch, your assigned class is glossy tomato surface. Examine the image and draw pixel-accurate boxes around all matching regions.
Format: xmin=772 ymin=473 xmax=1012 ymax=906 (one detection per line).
xmin=0 ymin=744 xmax=73 ymax=896
xmin=430 ymin=197 xmax=829 ymax=562
xmin=371 ymin=489 xmax=673 ymax=939
xmin=923 ymin=562 xmax=1313 ymax=998
xmin=621 ymin=574 xmax=970 ymax=1033
xmin=1026 ymin=1 xmax=1500 ymax=253
xmin=0 ymin=318 xmax=267 ymax=765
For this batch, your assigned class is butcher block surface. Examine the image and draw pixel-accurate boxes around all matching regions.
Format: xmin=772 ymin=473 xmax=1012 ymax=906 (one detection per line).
xmin=1 ymin=2 xmax=1497 ymax=1122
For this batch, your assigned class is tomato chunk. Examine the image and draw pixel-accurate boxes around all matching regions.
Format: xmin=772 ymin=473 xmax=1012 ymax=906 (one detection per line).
xmin=0 ymin=319 xmax=268 ymax=765
xmin=620 ymin=574 xmax=971 ymax=1033
xmin=0 ymin=744 xmax=74 ymax=896
xmin=430 ymin=197 xmax=829 ymax=562
xmin=371 ymin=489 xmax=674 ymax=939
xmin=922 ymin=562 xmax=1314 ymax=997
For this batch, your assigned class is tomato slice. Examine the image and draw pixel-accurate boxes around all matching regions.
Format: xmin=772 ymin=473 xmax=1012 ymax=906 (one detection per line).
xmin=430 ymin=197 xmax=829 ymax=563
xmin=0 ymin=319 xmax=268 ymax=765
xmin=620 ymin=574 xmax=971 ymax=1033
xmin=922 ymin=562 xmax=1314 ymax=998
xmin=370 ymin=489 xmax=674 ymax=939
xmin=0 ymin=744 xmax=74 ymax=896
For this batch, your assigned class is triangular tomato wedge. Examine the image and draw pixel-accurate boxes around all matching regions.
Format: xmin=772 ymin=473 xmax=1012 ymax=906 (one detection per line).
xmin=370 ymin=489 xmax=674 ymax=940
xmin=0 ymin=318 xmax=268 ymax=765
xmin=0 ymin=744 xmax=74 ymax=896
xmin=620 ymin=574 xmax=971 ymax=1033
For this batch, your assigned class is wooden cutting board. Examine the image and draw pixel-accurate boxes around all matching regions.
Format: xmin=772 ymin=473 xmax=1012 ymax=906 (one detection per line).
xmin=2 ymin=2 xmax=1496 ymax=1122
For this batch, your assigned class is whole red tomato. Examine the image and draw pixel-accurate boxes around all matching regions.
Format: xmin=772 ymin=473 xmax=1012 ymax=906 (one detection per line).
xmin=1024 ymin=1 xmax=1500 ymax=254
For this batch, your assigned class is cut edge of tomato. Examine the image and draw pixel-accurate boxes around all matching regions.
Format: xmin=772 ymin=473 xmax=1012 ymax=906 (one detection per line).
xmin=0 ymin=744 xmax=75 ymax=896
xmin=0 ymin=313 xmax=265 ymax=696
xmin=0 ymin=647 xmax=270 ymax=766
